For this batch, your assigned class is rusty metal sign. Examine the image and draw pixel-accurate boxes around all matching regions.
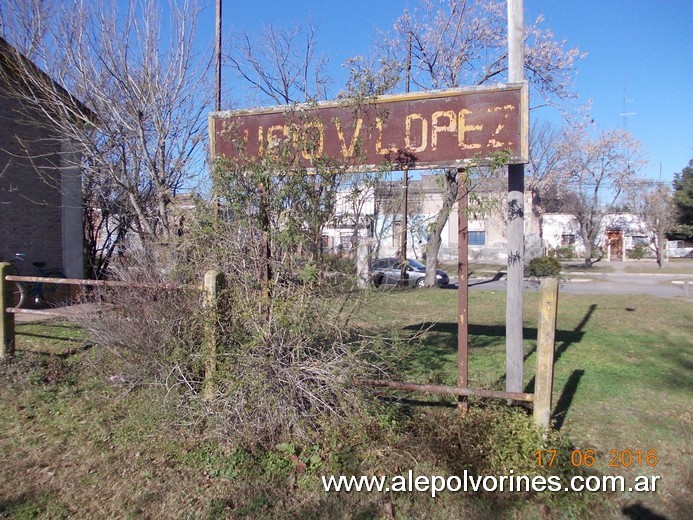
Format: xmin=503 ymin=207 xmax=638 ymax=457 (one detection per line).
xmin=209 ymin=82 xmax=528 ymax=170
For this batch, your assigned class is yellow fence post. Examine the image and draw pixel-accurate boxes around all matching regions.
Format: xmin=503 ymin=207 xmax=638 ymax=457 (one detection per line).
xmin=534 ymin=277 xmax=559 ymax=429
xmin=1 ymin=262 xmax=16 ymax=359
xmin=202 ymin=270 xmax=224 ymax=400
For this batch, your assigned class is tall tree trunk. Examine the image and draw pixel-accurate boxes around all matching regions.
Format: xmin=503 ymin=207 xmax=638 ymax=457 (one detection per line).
xmin=656 ymin=231 xmax=664 ymax=268
xmin=583 ymin=241 xmax=593 ymax=268
xmin=424 ymin=169 xmax=458 ymax=286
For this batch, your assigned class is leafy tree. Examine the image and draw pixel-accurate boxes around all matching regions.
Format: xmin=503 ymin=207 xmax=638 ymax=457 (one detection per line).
xmin=556 ymin=128 xmax=645 ymax=267
xmin=670 ymin=159 xmax=693 ymax=240
xmin=348 ymin=0 xmax=585 ymax=285
xmin=628 ymin=181 xmax=678 ymax=268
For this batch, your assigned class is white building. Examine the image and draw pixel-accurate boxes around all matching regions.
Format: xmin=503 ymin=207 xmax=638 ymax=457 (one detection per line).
xmin=323 ymin=173 xmax=543 ymax=262
xmin=541 ymin=213 xmax=659 ymax=261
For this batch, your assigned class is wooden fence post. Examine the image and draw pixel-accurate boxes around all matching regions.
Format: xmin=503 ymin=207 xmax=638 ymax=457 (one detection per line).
xmin=1 ymin=262 xmax=16 ymax=359
xmin=534 ymin=277 xmax=559 ymax=428
xmin=202 ymin=270 xmax=224 ymax=400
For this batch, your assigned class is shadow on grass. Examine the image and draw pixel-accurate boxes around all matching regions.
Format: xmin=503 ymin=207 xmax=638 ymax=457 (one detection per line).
xmin=0 ymin=492 xmax=68 ymax=517
xmin=15 ymin=331 xmax=81 ymax=343
xmin=403 ymin=321 xmax=586 ymax=356
xmin=622 ymin=502 xmax=669 ymax=520
xmin=375 ymin=394 xmax=457 ymax=409
xmin=403 ymin=304 xmax=597 ymax=426
xmin=524 ymin=304 xmax=596 ymax=394
xmin=552 ymin=369 xmax=585 ymax=431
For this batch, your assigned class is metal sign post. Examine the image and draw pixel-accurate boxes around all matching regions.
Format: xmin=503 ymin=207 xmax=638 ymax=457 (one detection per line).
xmin=209 ymin=83 xmax=529 ymax=409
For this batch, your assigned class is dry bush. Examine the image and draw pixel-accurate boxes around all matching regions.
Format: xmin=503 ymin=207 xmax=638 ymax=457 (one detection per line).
xmin=74 ymin=246 xmax=205 ymax=390
xmin=208 ymin=281 xmax=379 ymax=447
xmin=75 ymin=215 xmax=388 ymax=448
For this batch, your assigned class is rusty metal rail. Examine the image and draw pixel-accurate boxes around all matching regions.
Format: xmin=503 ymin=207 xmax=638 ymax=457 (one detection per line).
xmin=5 ymin=307 xmax=66 ymax=317
xmin=357 ymin=379 xmax=534 ymax=402
xmin=1 ymin=262 xmax=192 ymax=359
xmin=4 ymin=274 xmax=180 ymax=290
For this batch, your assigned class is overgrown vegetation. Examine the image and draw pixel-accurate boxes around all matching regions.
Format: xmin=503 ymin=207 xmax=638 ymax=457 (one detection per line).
xmin=2 ymin=290 xmax=690 ymax=518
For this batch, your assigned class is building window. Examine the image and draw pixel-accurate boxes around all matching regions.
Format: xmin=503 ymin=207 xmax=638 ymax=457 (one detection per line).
xmin=321 ymin=235 xmax=332 ymax=253
xmin=632 ymin=235 xmax=649 ymax=246
xmin=392 ymin=220 xmax=402 ymax=247
xmin=469 ymin=231 xmax=486 ymax=246
xmin=561 ymin=234 xmax=576 ymax=246
xmin=340 ymin=234 xmax=354 ymax=251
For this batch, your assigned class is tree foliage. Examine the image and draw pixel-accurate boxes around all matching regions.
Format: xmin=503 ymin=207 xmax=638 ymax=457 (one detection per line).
xmin=555 ymin=128 xmax=645 ymax=267
xmin=628 ymin=181 xmax=678 ymax=267
xmin=344 ymin=0 xmax=584 ymax=282
xmin=671 ymin=159 xmax=693 ymax=240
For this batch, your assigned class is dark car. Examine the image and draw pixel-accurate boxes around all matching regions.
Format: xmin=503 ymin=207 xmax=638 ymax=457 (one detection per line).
xmin=370 ymin=258 xmax=450 ymax=288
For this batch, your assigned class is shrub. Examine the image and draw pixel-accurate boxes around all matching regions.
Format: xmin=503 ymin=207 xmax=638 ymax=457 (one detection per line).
xmin=528 ymin=256 xmax=561 ymax=277
xmin=555 ymin=246 xmax=576 ymax=259
xmin=459 ymin=404 xmax=573 ymax=476
xmin=75 ymin=210 xmax=390 ymax=448
xmin=627 ymin=244 xmax=651 ymax=260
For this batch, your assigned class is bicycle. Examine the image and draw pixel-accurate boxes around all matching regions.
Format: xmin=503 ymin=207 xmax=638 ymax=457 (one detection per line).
xmin=8 ymin=253 xmax=68 ymax=308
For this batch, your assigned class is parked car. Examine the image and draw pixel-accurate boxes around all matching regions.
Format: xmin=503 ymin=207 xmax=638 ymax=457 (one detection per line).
xmin=370 ymin=258 xmax=450 ymax=288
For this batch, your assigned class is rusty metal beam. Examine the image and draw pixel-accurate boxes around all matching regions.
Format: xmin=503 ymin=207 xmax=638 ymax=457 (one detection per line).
xmin=457 ymin=170 xmax=469 ymax=413
xmin=4 ymin=275 xmax=180 ymax=290
xmin=5 ymin=307 xmax=65 ymax=317
xmin=357 ymin=379 xmax=534 ymax=402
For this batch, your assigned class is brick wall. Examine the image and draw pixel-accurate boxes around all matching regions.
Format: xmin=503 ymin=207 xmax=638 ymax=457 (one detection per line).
xmin=0 ymin=73 xmax=65 ymax=274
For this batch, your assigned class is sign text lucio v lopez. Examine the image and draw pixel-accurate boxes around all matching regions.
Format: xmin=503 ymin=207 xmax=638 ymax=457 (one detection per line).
xmin=210 ymin=83 xmax=528 ymax=171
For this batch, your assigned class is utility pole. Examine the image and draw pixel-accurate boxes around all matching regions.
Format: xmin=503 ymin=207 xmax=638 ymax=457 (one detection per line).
xmin=215 ymin=0 xmax=222 ymax=112
xmin=212 ymin=0 xmax=223 ymax=223
xmin=506 ymin=0 xmax=525 ymax=394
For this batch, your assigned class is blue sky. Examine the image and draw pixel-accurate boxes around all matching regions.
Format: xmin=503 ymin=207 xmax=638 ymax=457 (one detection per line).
xmin=199 ymin=0 xmax=692 ymax=183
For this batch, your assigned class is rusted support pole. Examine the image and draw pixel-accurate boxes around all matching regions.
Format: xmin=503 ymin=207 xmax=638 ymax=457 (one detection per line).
xmin=1 ymin=263 xmax=16 ymax=359
xmin=533 ymin=277 xmax=559 ymax=428
xmin=400 ymin=168 xmax=409 ymax=285
xmin=258 ymin=182 xmax=272 ymax=312
xmin=357 ymin=379 xmax=534 ymax=403
xmin=202 ymin=270 xmax=225 ymax=400
xmin=458 ymin=169 xmax=469 ymax=413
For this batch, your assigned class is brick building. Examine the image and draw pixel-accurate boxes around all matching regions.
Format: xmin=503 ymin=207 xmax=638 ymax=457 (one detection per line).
xmin=0 ymin=37 xmax=85 ymax=278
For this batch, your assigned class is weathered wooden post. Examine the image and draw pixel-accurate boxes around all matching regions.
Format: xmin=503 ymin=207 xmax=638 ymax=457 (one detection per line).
xmin=534 ymin=277 xmax=559 ymax=428
xmin=356 ymin=238 xmax=371 ymax=289
xmin=1 ymin=262 xmax=16 ymax=359
xmin=203 ymin=269 xmax=225 ymax=400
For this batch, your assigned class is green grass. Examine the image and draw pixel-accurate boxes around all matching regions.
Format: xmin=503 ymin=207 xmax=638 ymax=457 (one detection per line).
xmin=357 ymin=288 xmax=692 ymax=516
xmin=0 ymin=292 xmax=690 ymax=518
xmin=14 ymin=320 xmax=88 ymax=355
xmin=560 ymin=262 xmax=614 ymax=273
xmin=622 ymin=259 xmax=693 ymax=274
